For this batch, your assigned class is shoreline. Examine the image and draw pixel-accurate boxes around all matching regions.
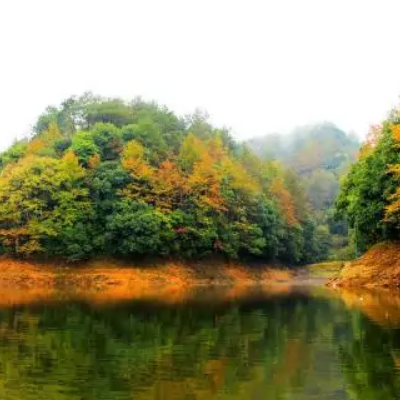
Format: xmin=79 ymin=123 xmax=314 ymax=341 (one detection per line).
xmin=0 ymin=257 xmax=299 ymax=307
xmin=0 ymin=256 xmax=295 ymax=287
xmin=327 ymin=242 xmax=400 ymax=288
xmin=0 ymin=257 xmax=345 ymax=307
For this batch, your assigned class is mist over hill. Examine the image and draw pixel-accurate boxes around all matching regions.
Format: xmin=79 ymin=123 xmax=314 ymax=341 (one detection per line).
xmin=247 ymin=123 xmax=361 ymax=211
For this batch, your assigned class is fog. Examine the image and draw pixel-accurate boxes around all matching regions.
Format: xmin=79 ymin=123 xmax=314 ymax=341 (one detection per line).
xmin=1 ymin=0 xmax=400 ymax=150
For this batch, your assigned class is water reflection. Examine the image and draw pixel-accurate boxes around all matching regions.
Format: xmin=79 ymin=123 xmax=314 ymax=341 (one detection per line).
xmin=333 ymin=287 xmax=400 ymax=328
xmin=0 ymin=286 xmax=398 ymax=399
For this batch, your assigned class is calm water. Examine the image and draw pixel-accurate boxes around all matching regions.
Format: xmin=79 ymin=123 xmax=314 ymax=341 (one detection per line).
xmin=0 ymin=286 xmax=400 ymax=399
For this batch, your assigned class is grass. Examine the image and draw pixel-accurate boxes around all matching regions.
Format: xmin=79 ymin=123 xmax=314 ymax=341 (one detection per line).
xmin=307 ymin=261 xmax=345 ymax=278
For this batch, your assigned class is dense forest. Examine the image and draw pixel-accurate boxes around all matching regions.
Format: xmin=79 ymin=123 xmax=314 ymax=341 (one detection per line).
xmin=336 ymin=107 xmax=400 ymax=253
xmin=247 ymin=123 xmax=360 ymax=258
xmin=0 ymin=94 xmax=337 ymax=263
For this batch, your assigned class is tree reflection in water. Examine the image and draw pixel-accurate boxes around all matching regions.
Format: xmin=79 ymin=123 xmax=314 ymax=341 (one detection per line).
xmin=0 ymin=287 xmax=398 ymax=399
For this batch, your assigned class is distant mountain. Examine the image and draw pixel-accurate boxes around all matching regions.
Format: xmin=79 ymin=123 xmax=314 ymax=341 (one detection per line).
xmin=247 ymin=122 xmax=360 ymax=176
xmin=247 ymin=123 xmax=361 ymax=211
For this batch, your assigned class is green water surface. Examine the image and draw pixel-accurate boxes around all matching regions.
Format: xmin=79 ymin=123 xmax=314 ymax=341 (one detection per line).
xmin=0 ymin=287 xmax=399 ymax=400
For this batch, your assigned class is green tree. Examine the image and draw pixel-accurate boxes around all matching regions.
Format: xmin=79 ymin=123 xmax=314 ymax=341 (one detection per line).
xmin=0 ymin=153 xmax=92 ymax=257
xmin=106 ymin=200 xmax=174 ymax=256
xmin=336 ymin=116 xmax=400 ymax=251
xmin=0 ymin=93 xmax=333 ymax=263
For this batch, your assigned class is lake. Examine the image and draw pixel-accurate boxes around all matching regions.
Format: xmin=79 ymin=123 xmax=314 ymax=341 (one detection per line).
xmin=0 ymin=285 xmax=399 ymax=399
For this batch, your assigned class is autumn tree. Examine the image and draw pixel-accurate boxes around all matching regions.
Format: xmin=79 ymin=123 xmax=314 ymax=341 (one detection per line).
xmin=0 ymin=93 xmax=332 ymax=263
xmin=0 ymin=153 xmax=91 ymax=257
xmin=270 ymin=177 xmax=298 ymax=227
xmin=336 ymin=111 xmax=400 ymax=252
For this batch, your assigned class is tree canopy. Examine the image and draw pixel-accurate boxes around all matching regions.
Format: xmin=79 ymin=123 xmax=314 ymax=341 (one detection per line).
xmin=336 ymin=108 xmax=400 ymax=253
xmin=0 ymin=94 xmax=331 ymax=263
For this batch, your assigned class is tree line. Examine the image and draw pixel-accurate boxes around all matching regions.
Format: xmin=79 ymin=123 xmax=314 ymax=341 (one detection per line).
xmin=336 ymin=106 xmax=400 ymax=253
xmin=248 ymin=122 xmax=360 ymax=259
xmin=0 ymin=94 xmax=331 ymax=263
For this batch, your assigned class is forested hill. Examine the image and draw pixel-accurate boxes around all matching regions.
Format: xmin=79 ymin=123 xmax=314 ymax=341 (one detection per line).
xmin=336 ymin=108 xmax=400 ymax=253
xmin=0 ymin=94 xmax=331 ymax=263
xmin=247 ymin=123 xmax=359 ymax=175
xmin=247 ymin=123 xmax=360 ymax=211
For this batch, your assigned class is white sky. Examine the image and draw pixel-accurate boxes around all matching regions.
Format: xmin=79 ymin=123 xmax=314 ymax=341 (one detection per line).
xmin=1 ymin=0 xmax=400 ymax=150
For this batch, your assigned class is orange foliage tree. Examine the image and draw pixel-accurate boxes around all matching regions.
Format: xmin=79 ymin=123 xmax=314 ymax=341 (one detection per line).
xmin=270 ymin=178 xmax=298 ymax=226
xmin=385 ymin=123 xmax=400 ymax=218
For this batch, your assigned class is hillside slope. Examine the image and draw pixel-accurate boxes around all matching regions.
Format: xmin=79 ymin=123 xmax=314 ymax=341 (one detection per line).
xmin=329 ymin=242 xmax=400 ymax=287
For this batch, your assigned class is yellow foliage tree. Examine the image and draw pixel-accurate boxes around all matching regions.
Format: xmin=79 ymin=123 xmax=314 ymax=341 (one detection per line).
xmin=88 ymin=153 xmax=101 ymax=169
xmin=178 ymin=134 xmax=207 ymax=172
xmin=121 ymin=140 xmax=154 ymax=201
xmin=358 ymin=124 xmax=382 ymax=159
xmin=187 ymin=150 xmax=225 ymax=212
xmin=385 ymin=123 xmax=400 ymax=218
xmin=27 ymin=122 xmax=62 ymax=156
xmin=270 ymin=177 xmax=298 ymax=226
xmin=0 ymin=153 xmax=89 ymax=255
xmin=150 ymin=159 xmax=187 ymax=211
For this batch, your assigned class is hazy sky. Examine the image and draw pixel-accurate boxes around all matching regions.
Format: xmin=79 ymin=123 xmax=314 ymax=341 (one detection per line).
xmin=1 ymin=0 xmax=400 ymax=150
